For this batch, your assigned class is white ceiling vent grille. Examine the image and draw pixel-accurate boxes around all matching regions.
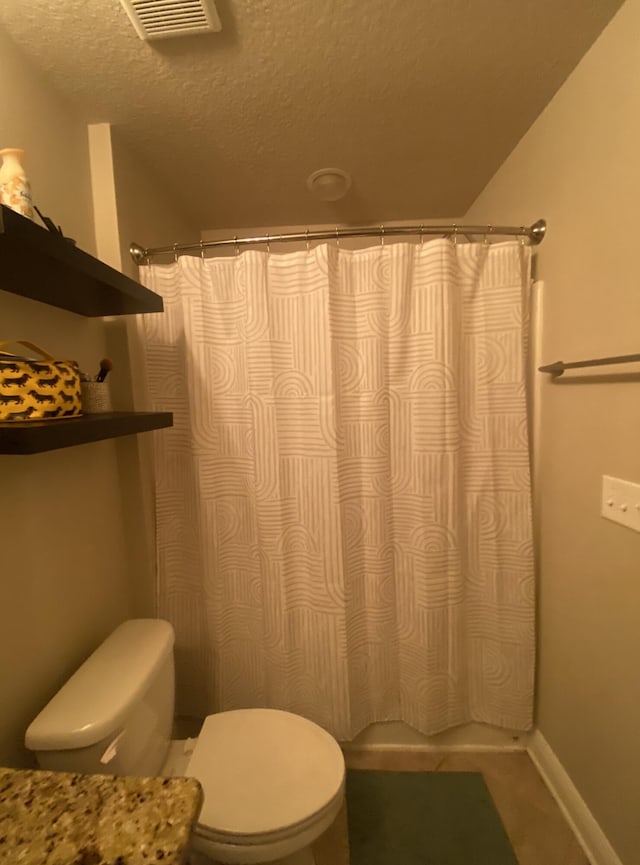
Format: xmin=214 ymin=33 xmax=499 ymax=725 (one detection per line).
xmin=120 ymin=0 xmax=221 ymax=40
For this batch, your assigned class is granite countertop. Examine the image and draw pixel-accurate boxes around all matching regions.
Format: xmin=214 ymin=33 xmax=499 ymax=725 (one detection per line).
xmin=0 ymin=767 xmax=202 ymax=865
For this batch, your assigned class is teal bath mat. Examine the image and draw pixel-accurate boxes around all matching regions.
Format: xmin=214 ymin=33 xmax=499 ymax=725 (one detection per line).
xmin=346 ymin=770 xmax=518 ymax=865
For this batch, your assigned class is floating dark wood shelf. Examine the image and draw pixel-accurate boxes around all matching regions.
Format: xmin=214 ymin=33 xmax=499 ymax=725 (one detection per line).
xmin=0 ymin=412 xmax=173 ymax=454
xmin=0 ymin=206 xmax=171 ymax=453
xmin=0 ymin=205 xmax=163 ymax=316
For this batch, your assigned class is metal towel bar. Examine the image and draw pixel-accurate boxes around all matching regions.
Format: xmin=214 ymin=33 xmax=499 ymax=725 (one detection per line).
xmin=539 ymin=353 xmax=640 ymax=375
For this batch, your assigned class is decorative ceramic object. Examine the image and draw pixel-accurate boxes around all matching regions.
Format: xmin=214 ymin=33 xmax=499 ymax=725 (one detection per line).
xmin=0 ymin=148 xmax=33 ymax=218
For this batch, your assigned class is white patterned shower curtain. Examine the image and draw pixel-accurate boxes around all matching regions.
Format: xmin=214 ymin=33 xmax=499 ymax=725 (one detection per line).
xmin=140 ymin=239 xmax=535 ymax=739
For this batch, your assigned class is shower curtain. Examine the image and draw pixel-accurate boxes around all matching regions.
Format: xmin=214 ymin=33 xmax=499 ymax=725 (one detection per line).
xmin=140 ymin=239 xmax=535 ymax=739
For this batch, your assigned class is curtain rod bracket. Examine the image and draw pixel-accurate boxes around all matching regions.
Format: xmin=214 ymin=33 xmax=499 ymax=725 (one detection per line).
xmin=530 ymin=219 xmax=546 ymax=245
xmin=130 ymin=242 xmax=147 ymax=265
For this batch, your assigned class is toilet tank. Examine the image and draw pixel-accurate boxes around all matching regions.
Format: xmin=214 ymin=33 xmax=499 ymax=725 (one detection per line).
xmin=25 ymin=619 xmax=175 ymax=777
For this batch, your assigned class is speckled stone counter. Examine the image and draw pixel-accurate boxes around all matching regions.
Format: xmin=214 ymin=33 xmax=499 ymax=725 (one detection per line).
xmin=0 ymin=766 xmax=202 ymax=864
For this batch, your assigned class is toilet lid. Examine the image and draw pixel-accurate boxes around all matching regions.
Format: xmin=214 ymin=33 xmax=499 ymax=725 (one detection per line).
xmin=186 ymin=709 xmax=345 ymax=837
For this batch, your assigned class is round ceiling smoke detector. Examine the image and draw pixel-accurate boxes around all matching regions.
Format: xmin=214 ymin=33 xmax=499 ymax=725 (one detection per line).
xmin=306 ymin=168 xmax=352 ymax=202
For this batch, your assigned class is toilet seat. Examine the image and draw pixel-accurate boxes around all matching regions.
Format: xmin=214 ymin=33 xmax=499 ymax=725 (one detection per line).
xmin=193 ymin=787 xmax=343 ymax=847
xmin=186 ymin=709 xmax=345 ymax=843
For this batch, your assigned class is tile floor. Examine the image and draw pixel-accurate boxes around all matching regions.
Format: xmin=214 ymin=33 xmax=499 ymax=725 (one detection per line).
xmin=312 ymin=749 xmax=590 ymax=865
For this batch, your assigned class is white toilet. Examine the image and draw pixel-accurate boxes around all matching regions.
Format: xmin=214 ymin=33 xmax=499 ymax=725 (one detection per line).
xmin=25 ymin=619 xmax=345 ymax=865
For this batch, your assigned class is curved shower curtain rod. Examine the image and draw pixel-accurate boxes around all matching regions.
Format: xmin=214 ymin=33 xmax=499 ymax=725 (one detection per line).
xmin=130 ymin=218 xmax=546 ymax=264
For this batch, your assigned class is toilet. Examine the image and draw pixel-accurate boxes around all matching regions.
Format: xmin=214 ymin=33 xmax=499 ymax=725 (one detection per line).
xmin=25 ymin=619 xmax=345 ymax=865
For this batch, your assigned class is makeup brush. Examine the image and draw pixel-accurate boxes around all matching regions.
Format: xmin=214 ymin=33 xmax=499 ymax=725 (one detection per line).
xmin=96 ymin=357 xmax=113 ymax=383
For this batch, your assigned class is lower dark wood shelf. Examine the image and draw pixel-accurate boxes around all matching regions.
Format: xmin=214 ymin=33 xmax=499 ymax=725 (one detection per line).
xmin=0 ymin=411 xmax=173 ymax=454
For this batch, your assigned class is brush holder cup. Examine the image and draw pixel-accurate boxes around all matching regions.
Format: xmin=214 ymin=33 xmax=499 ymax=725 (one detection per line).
xmin=80 ymin=381 xmax=112 ymax=414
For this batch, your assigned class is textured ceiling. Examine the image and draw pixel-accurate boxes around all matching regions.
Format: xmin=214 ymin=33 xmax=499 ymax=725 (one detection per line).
xmin=0 ymin=0 xmax=625 ymax=230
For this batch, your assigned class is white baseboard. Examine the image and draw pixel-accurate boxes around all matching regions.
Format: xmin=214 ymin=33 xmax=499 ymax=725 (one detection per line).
xmin=341 ymin=741 xmax=526 ymax=753
xmin=527 ymin=730 xmax=623 ymax=865
xmin=342 ymin=720 xmax=527 ymax=751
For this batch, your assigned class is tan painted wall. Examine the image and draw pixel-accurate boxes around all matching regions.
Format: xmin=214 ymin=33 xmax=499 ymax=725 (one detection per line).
xmin=90 ymin=124 xmax=200 ymax=619
xmin=465 ymin=2 xmax=640 ymax=862
xmin=0 ymin=34 xmax=197 ymax=768
xmin=110 ymin=127 xmax=200 ymax=280
xmin=0 ymin=28 xmax=133 ymax=767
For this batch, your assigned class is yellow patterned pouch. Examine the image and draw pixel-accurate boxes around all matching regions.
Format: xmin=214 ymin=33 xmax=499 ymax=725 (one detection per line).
xmin=0 ymin=340 xmax=82 ymax=421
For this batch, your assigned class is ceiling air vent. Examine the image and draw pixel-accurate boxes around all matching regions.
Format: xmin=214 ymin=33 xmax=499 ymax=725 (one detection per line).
xmin=120 ymin=0 xmax=221 ymax=40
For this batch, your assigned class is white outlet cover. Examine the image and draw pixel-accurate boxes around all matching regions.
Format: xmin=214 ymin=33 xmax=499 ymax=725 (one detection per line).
xmin=601 ymin=475 xmax=640 ymax=533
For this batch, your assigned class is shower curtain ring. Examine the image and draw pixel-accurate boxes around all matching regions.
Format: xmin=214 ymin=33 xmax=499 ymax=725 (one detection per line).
xmin=200 ymin=240 xmax=205 ymax=260
xmin=484 ymin=225 xmax=493 ymax=246
xmin=306 ymin=229 xmax=310 ymax=252
xmin=234 ymin=235 xmax=240 ymax=256
xmin=173 ymin=243 xmax=178 ymax=263
xmin=519 ymin=226 xmax=527 ymax=247
xmin=266 ymin=232 xmax=270 ymax=254
xmin=335 ymin=226 xmax=340 ymax=248
xmin=453 ymin=224 xmax=458 ymax=245
xmin=380 ymin=224 xmax=385 ymax=247
xmin=419 ymin=224 xmax=424 ymax=246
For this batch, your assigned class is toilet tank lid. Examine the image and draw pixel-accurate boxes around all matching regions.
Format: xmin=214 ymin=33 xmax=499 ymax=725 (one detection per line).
xmin=25 ymin=619 xmax=174 ymax=752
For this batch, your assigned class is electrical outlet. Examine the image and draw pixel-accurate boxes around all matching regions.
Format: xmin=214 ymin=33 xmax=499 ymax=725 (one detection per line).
xmin=601 ymin=475 xmax=640 ymax=533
